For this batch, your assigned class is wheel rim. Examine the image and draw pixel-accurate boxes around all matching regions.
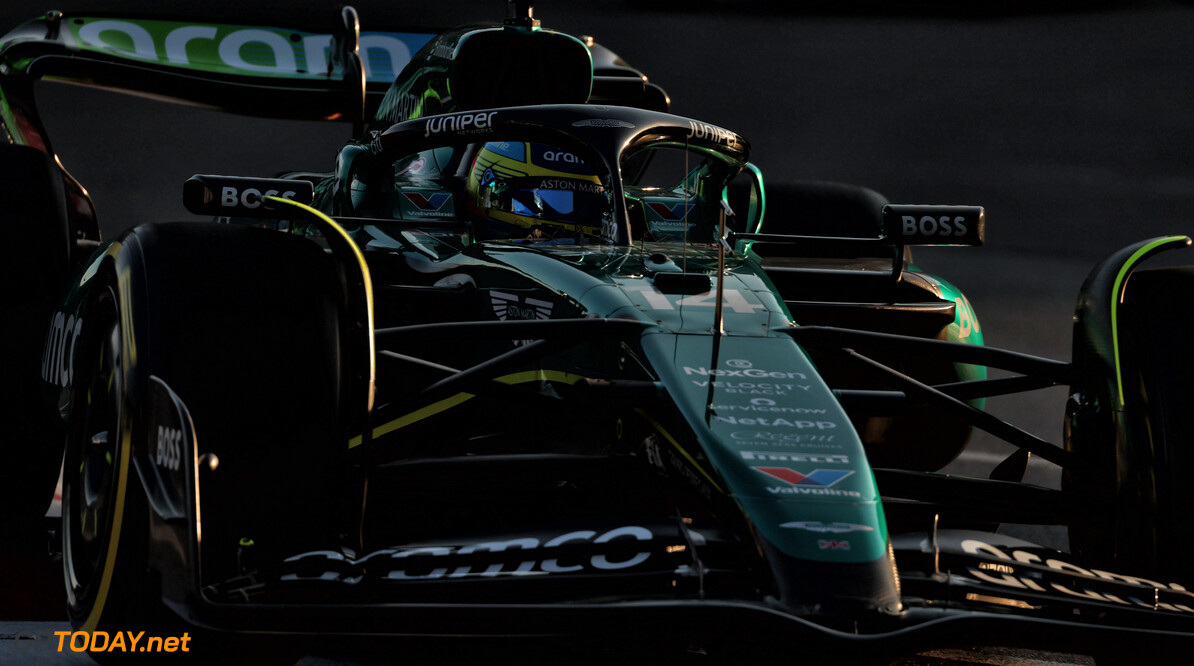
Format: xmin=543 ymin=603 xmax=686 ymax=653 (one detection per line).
xmin=63 ymin=286 xmax=121 ymax=608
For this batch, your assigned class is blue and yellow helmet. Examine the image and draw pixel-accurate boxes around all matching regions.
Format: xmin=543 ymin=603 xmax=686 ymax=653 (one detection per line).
xmin=467 ymin=142 xmax=609 ymax=241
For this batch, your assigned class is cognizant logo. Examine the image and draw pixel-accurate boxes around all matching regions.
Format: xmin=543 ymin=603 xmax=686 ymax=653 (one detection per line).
xmin=69 ymin=18 xmax=431 ymax=82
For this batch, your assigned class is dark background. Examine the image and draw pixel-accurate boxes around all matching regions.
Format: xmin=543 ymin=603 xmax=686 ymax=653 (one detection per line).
xmin=3 ymin=1 xmax=1193 ymax=662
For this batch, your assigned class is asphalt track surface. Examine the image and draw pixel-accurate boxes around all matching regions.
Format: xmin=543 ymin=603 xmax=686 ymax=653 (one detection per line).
xmin=2 ymin=0 xmax=1193 ymax=663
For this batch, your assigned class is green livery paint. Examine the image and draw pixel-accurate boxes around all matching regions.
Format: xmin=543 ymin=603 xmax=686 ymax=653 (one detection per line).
xmin=63 ymin=17 xmax=432 ymax=83
xmin=935 ymin=275 xmax=987 ymax=401
xmin=640 ymin=331 xmax=887 ymax=563
xmin=913 ymin=271 xmax=988 ymax=407
xmin=461 ymin=242 xmax=889 ymax=564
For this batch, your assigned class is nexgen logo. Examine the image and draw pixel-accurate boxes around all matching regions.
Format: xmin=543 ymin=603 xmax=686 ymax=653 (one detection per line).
xmin=683 ymin=367 xmax=807 ymax=380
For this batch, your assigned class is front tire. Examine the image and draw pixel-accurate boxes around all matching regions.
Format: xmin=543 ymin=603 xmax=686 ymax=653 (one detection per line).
xmin=60 ymin=222 xmax=348 ymax=654
xmin=1069 ymin=266 xmax=1194 ymax=583
xmin=1112 ymin=267 xmax=1194 ymax=581
xmin=62 ymin=283 xmax=149 ymax=636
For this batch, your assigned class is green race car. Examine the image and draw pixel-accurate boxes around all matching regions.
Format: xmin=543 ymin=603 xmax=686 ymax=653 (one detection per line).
xmin=3 ymin=3 xmax=1193 ymax=662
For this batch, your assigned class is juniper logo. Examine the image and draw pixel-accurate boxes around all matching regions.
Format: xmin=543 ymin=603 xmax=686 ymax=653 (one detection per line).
xmin=688 ymin=120 xmax=735 ymax=146
xmin=424 ymin=111 xmax=497 ymax=137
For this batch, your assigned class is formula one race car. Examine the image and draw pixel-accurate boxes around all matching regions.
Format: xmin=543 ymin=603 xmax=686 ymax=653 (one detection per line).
xmin=3 ymin=3 xmax=1194 ymax=662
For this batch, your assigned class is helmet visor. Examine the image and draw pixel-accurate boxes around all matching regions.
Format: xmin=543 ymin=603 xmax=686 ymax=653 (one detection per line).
xmin=481 ymin=175 xmax=608 ymax=228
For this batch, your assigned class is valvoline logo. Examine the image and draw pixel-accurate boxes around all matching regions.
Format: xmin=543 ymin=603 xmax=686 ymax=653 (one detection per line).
xmin=646 ymin=202 xmax=696 ymax=220
xmin=403 ymin=192 xmax=452 ymax=211
xmin=754 ymin=467 xmax=853 ymax=487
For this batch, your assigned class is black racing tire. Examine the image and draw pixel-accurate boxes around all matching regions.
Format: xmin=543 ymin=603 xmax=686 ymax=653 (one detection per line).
xmin=0 ymin=145 xmax=72 ymax=535
xmin=62 ymin=282 xmax=150 ymax=639
xmin=62 ymin=222 xmax=346 ymax=658
xmin=1101 ymin=266 xmax=1194 ymax=581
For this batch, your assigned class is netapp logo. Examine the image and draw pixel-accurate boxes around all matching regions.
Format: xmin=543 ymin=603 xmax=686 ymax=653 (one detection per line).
xmin=714 ymin=416 xmax=837 ymax=429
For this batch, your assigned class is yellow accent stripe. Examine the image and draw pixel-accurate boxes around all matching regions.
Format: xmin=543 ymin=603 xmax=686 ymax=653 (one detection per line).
xmin=265 ymin=196 xmax=377 ymax=411
xmin=1111 ymin=235 xmax=1191 ymax=407
xmin=82 ymin=424 xmax=131 ymax=633
xmin=349 ymin=369 xmax=586 ymax=448
xmin=634 ymin=408 xmax=725 ymax=494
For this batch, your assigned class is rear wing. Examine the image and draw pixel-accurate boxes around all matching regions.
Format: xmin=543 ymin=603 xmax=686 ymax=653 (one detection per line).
xmin=0 ymin=8 xmax=436 ymax=144
xmin=0 ymin=7 xmax=667 ymax=148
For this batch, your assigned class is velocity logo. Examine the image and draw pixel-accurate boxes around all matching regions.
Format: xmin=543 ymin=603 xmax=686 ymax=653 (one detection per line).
xmin=755 ymin=467 xmax=853 ymax=487
xmin=403 ymin=192 xmax=452 ymax=212
xmin=646 ymin=202 xmax=696 ymax=220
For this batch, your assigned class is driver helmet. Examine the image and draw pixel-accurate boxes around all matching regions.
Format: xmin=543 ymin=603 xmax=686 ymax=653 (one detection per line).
xmin=466 ymin=142 xmax=609 ymax=242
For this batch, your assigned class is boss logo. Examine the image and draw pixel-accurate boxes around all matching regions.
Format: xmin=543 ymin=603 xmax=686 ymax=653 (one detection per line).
xmin=902 ymin=215 xmax=969 ymax=238
xmin=154 ymin=425 xmax=183 ymax=471
xmin=883 ymin=205 xmax=985 ymax=246
xmin=183 ymin=175 xmax=314 ymax=216
xmin=220 ymin=186 xmax=301 ymax=209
